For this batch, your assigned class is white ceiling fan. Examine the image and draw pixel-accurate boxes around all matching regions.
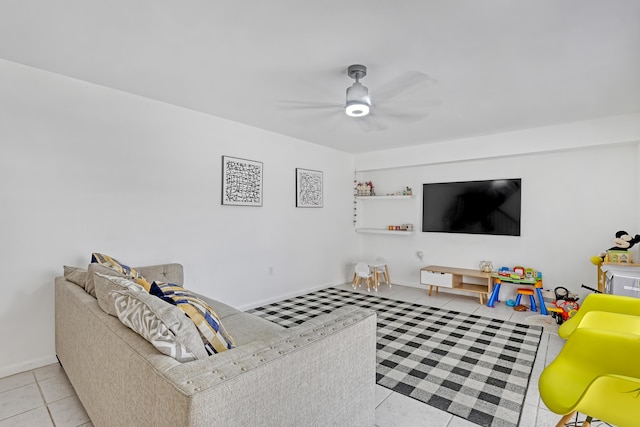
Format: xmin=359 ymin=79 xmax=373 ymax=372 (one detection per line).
xmin=278 ymin=64 xmax=439 ymax=132
xmin=344 ymin=64 xmax=371 ymax=118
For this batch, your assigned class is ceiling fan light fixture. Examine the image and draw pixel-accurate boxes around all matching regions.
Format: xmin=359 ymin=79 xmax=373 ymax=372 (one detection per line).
xmin=346 ymin=101 xmax=370 ymax=117
xmin=345 ymin=81 xmax=371 ymax=117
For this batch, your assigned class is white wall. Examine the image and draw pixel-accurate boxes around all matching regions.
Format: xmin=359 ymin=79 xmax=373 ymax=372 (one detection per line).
xmin=1 ymin=55 xmax=638 ymax=378
xmin=0 ymin=59 xmax=358 ymax=377
xmin=355 ymin=143 xmax=640 ymax=302
xmin=355 ymin=113 xmax=640 ymax=171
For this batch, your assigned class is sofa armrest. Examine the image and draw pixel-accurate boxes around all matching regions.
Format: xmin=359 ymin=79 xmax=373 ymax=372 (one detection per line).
xmin=164 ymin=305 xmax=377 ymax=426
xmin=135 ymin=263 xmax=184 ymax=285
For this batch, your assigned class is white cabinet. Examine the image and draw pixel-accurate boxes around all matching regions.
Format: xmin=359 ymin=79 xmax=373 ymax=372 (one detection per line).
xmin=354 ymin=195 xmax=416 ymax=235
xmin=420 ymin=271 xmax=453 ymax=288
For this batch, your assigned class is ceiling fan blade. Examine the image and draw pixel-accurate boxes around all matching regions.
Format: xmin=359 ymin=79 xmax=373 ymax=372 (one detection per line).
xmin=352 ymin=116 xmax=375 ymax=133
xmin=277 ymin=100 xmax=342 ymax=111
xmin=373 ymin=71 xmax=436 ymax=104
xmin=278 ymin=105 xmax=348 ymax=133
xmin=373 ymin=97 xmax=441 ymax=124
xmin=390 ymin=98 xmax=442 ymax=108
xmin=306 ymin=110 xmax=346 ymax=132
xmin=380 ymin=112 xmax=428 ymax=124
xmin=372 ymin=105 xmax=429 ymax=123
xmin=352 ymin=113 xmax=388 ymax=133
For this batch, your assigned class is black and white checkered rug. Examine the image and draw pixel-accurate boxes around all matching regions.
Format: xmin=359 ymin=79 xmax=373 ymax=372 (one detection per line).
xmin=249 ymin=287 xmax=543 ymax=427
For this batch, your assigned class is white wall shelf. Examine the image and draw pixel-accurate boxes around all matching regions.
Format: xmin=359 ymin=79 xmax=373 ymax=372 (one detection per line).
xmin=355 ymin=195 xmax=414 ymax=200
xmin=354 ymin=192 xmax=416 ymax=233
xmin=355 ymin=228 xmax=415 ymax=235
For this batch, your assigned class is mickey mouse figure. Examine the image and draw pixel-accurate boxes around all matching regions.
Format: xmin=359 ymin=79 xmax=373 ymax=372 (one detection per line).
xmin=590 ymin=230 xmax=640 ymax=265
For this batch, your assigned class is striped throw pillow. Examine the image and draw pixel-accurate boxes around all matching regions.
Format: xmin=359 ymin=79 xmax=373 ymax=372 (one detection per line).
xmin=150 ymin=282 xmax=235 ymax=354
xmin=91 ymin=253 xmax=151 ymax=291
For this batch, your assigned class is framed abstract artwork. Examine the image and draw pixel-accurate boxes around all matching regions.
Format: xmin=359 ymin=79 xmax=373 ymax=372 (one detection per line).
xmin=296 ymin=168 xmax=323 ymax=208
xmin=221 ymin=156 xmax=263 ymax=206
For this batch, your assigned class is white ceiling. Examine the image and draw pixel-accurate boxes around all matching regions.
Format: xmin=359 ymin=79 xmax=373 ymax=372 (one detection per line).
xmin=1 ymin=1 xmax=639 ymax=153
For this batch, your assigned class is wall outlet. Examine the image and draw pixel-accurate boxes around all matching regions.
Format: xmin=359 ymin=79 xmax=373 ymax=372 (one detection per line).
xmin=416 ymin=251 xmax=424 ymax=260
xmin=268 ymin=266 xmax=274 ymax=275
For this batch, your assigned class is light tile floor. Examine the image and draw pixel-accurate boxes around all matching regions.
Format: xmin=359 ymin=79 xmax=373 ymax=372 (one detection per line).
xmin=0 ymin=283 xmax=594 ymax=427
xmin=0 ymin=363 xmax=91 ymax=427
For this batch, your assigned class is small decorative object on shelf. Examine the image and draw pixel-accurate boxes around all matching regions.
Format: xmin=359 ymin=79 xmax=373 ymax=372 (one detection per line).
xmin=479 ymin=261 xmax=493 ymax=273
xmin=385 ymin=186 xmax=413 ymax=196
xmin=608 ymin=250 xmax=633 ymax=263
xmin=386 ymin=224 xmax=414 ymax=231
xmin=355 ymin=181 xmax=375 ymax=196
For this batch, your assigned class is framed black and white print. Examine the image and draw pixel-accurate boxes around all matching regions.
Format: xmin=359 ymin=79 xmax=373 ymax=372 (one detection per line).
xmin=222 ymin=156 xmax=263 ymax=206
xmin=296 ymin=168 xmax=323 ymax=208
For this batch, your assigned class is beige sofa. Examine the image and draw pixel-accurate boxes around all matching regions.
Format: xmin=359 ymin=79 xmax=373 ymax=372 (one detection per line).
xmin=55 ymin=263 xmax=377 ymax=427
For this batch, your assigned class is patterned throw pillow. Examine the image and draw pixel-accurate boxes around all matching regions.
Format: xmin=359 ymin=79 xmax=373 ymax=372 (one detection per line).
xmin=90 ymin=253 xmax=151 ymax=291
xmin=112 ymin=287 xmax=209 ymax=362
xmin=150 ymin=282 xmax=235 ymax=354
xmin=94 ymin=273 xmax=146 ymax=317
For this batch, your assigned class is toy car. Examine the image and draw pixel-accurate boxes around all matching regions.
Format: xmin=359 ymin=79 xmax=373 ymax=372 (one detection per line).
xmin=549 ymin=286 xmax=580 ymax=325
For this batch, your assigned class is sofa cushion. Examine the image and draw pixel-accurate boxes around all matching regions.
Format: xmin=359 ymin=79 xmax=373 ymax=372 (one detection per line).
xmin=90 ymin=252 xmax=151 ymax=291
xmin=220 ymin=312 xmax=286 ymax=346
xmin=150 ymin=282 xmax=235 ymax=354
xmin=188 ymin=291 xmax=240 ymax=319
xmin=94 ymin=273 xmax=146 ymax=317
xmin=112 ymin=287 xmax=209 ymax=362
xmin=63 ymin=266 xmax=87 ymax=289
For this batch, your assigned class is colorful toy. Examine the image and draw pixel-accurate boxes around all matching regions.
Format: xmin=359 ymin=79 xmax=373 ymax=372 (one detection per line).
xmin=525 ymin=268 xmax=535 ymax=279
xmin=497 ymin=266 xmax=511 ymax=276
xmin=489 ymin=266 xmax=547 ymax=314
xmin=590 ymin=230 xmax=640 ymax=265
xmin=496 ymin=266 xmax=536 ymax=280
xmin=550 ymin=286 xmax=580 ymax=325
xmin=514 ymin=288 xmax=536 ymax=312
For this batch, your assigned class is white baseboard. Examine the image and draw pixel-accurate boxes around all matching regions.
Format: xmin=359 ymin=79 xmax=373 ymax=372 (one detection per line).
xmin=1 ymin=354 xmax=59 ymax=379
xmin=389 ymin=281 xmax=426 ymax=290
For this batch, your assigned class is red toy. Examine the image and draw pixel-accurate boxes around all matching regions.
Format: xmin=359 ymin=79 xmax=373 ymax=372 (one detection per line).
xmin=550 ymin=286 xmax=580 ymax=325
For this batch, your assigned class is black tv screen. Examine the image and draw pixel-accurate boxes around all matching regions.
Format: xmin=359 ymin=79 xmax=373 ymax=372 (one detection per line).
xmin=422 ymin=179 xmax=521 ymax=236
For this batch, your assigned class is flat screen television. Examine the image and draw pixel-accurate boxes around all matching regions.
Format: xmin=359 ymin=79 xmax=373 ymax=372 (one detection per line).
xmin=422 ymin=178 xmax=521 ymax=236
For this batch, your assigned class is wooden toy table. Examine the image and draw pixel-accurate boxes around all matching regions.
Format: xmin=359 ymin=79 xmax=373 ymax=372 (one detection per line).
xmin=487 ymin=274 xmax=548 ymax=315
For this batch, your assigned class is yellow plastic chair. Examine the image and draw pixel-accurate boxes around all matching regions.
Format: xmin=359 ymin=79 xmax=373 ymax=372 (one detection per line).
xmin=558 ymin=293 xmax=640 ymax=338
xmin=539 ymin=311 xmax=640 ymax=427
xmin=570 ymin=310 xmax=640 ymax=336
